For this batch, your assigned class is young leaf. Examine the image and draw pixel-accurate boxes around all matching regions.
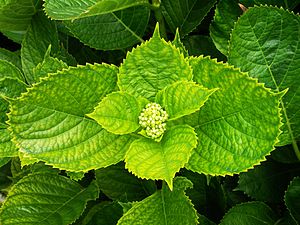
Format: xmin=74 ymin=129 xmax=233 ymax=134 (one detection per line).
xmin=118 ymin=25 xmax=193 ymax=101
xmin=8 ymin=64 xmax=135 ymax=172
xmin=0 ymin=173 xmax=99 ymax=225
xmin=156 ymin=81 xmax=217 ymax=121
xmin=220 ymin=202 xmax=278 ymax=225
xmin=32 ymin=46 xmax=68 ymax=83
xmin=285 ymin=177 xmax=300 ymax=224
xmin=210 ymin=0 xmax=242 ymax=56
xmin=172 ymin=30 xmax=189 ymax=57
xmin=82 ymin=201 xmax=123 ymax=225
xmin=228 ymin=6 xmax=300 ymax=149
xmin=21 ymin=12 xmax=60 ymax=84
xmin=44 ymin=0 xmax=150 ymax=20
xmin=95 ymin=162 xmax=156 ymax=202
xmin=186 ymin=56 xmax=282 ymax=176
xmin=117 ymin=177 xmax=198 ymax=225
xmin=88 ymin=92 xmax=148 ymax=135
xmin=161 ymin=0 xmax=217 ymax=37
xmin=125 ymin=125 xmax=197 ymax=189
xmin=64 ymin=6 xmax=150 ymax=50
xmin=237 ymin=161 xmax=300 ymax=203
xmin=0 ymin=0 xmax=38 ymax=31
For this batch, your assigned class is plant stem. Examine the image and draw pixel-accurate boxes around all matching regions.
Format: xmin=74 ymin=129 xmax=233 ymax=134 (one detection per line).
xmin=280 ymin=99 xmax=300 ymax=160
xmin=152 ymin=0 xmax=168 ymax=40
xmin=284 ymin=0 xmax=289 ymax=9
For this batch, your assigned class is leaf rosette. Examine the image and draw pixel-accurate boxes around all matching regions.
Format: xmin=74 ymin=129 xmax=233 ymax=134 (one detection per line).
xmin=87 ymin=25 xmax=215 ymax=189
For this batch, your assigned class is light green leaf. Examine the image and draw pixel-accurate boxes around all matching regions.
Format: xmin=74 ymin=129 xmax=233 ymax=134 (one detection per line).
xmin=156 ymin=81 xmax=217 ymax=121
xmin=96 ymin=162 xmax=156 ymax=202
xmin=228 ymin=6 xmax=300 ymax=149
xmin=18 ymin=152 xmax=39 ymax=167
xmin=0 ymin=48 xmax=21 ymax=69
xmin=0 ymin=157 xmax=10 ymax=168
xmin=82 ymin=201 xmax=123 ymax=225
xmin=117 ymin=177 xmax=198 ymax=225
xmin=125 ymin=125 xmax=197 ymax=189
xmin=220 ymin=202 xmax=278 ymax=225
xmin=161 ymin=0 xmax=217 ymax=37
xmin=172 ymin=30 xmax=189 ymax=57
xmin=0 ymin=173 xmax=99 ymax=225
xmin=21 ymin=11 xmax=60 ymax=84
xmin=0 ymin=78 xmax=27 ymax=99
xmin=32 ymin=46 xmax=68 ymax=83
xmin=64 ymin=6 xmax=150 ymax=50
xmin=186 ymin=56 xmax=281 ymax=175
xmin=44 ymin=0 xmax=150 ymax=20
xmin=66 ymin=171 xmax=85 ymax=181
xmin=237 ymin=161 xmax=300 ymax=203
xmin=285 ymin=177 xmax=300 ymax=224
xmin=8 ymin=64 xmax=135 ymax=172
xmin=0 ymin=0 xmax=38 ymax=31
xmin=210 ymin=0 xmax=242 ymax=56
xmin=88 ymin=92 xmax=148 ymax=135
xmin=118 ymin=25 xmax=193 ymax=101
xmin=0 ymin=127 xmax=18 ymax=157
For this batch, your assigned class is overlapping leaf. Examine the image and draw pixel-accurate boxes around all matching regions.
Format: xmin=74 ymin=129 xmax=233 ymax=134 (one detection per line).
xmin=44 ymin=0 xmax=149 ymax=20
xmin=156 ymin=81 xmax=217 ymax=120
xmin=64 ymin=6 xmax=150 ymax=50
xmin=210 ymin=0 xmax=242 ymax=56
xmin=0 ymin=0 xmax=38 ymax=32
xmin=228 ymin=6 xmax=300 ymax=149
xmin=21 ymin=12 xmax=60 ymax=84
xmin=88 ymin=92 xmax=148 ymax=134
xmin=95 ymin=162 xmax=156 ymax=202
xmin=0 ymin=173 xmax=99 ymax=225
xmin=220 ymin=202 xmax=278 ymax=225
xmin=8 ymin=63 xmax=135 ymax=171
xmin=285 ymin=177 xmax=300 ymax=223
xmin=185 ymin=56 xmax=281 ymax=175
xmin=118 ymin=25 xmax=193 ymax=100
xmin=125 ymin=125 xmax=197 ymax=189
xmin=117 ymin=177 xmax=198 ymax=225
xmin=161 ymin=0 xmax=217 ymax=37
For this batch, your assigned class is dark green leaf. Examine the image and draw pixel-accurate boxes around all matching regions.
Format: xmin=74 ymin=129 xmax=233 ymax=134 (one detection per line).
xmin=96 ymin=162 xmax=156 ymax=202
xmin=285 ymin=177 xmax=300 ymax=223
xmin=161 ymin=0 xmax=217 ymax=37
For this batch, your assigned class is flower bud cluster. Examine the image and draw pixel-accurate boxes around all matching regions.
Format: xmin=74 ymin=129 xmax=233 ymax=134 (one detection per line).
xmin=139 ymin=103 xmax=168 ymax=139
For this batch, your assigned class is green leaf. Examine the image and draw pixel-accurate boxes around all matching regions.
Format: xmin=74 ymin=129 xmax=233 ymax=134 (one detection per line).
xmin=237 ymin=161 xmax=300 ymax=203
xmin=95 ymin=162 xmax=156 ymax=202
xmin=66 ymin=171 xmax=85 ymax=181
xmin=156 ymin=81 xmax=217 ymax=121
xmin=8 ymin=64 xmax=135 ymax=172
xmin=240 ymin=0 xmax=300 ymax=9
xmin=0 ymin=173 xmax=99 ymax=225
xmin=118 ymin=25 xmax=193 ymax=101
xmin=117 ymin=177 xmax=198 ymax=225
xmin=186 ymin=56 xmax=281 ymax=175
xmin=21 ymin=11 xmax=60 ymax=84
xmin=0 ymin=0 xmax=39 ymax=31
xmin=82 ymin=201 xmax=123 ymax=225
xmin=125 ymin=125 xmax=197 ymax=189
xmin=285 ymin=177 xmax=300 ymax=224
xmin=210 ymin=0 xmax=242 ymax=56
xmin=0 ymin=60 xmax=24 ymax=81
xmin=44 ymin=0 xmax=150 ymax=20
xmin=161 ymin=0 xmax=217 ymax=37
xmin=0 ymin=157 xmax=10 ymax=168
xmin=0 ymin=78 xmax=27 ymax=99
xmin=0 ymin=48 xmax=21 ymax=69
xmin=198 ymin=214 xmax=216 ymax=225
xmin=32 ymin=46 xmax=68 ymax=83
xmin=271 ymin=145 xmax=299 ymax=164
xmin=64 ymin=6 xmax=150 ymax=50
xmin=228 ymin=6 xmax=300 ymax=148
xmin=0 ymin=127 xmax=18 ymax=157
xmin=88 ymin=92 xmax=148 ymax=135
xmin=183 ymin=35 xmax=226 ymax=61
xmin=220 ymin=202 xmax=278 ymax=225
xmin=172 ymin=30 xmax=189 ymax=57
